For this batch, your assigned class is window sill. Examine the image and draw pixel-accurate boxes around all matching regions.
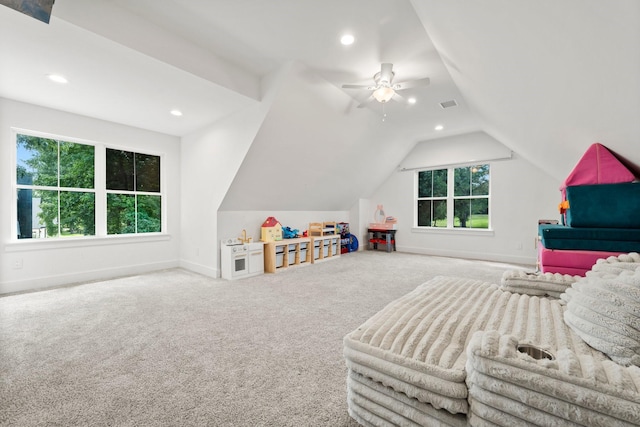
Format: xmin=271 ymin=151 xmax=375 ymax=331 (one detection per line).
xmin=411 ymin=227 xmax=494 ymax=237
xmin=5 ymin=233 xmax=171 ymax=252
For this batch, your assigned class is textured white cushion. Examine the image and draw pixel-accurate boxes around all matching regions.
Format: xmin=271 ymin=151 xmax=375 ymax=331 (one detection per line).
xmin=466 ymin=330 xmax=640 ymax=426
xmin=347 ymin=370 xmax=467 ymax=427
xmin=589 ymin=252 xmax=640 ymax=277
xmin=344 ymin=276 xmax=600 ymax=416
xmin=564 ymin=268 xmax=640 ymax=366
xmin=500 ymin=270 xmax=578 ymax=298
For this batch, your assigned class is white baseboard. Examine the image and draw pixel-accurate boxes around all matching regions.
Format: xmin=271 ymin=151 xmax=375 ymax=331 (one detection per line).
xmin=0 ymin=260 xmax=180 ymax=295
xmin=179 ymin=259 xmax=219 ymax=279
xmin=396 ymin=245 xmax=536 ymax=266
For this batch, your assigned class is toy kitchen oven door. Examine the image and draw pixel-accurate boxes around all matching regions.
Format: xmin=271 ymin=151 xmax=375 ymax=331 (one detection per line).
xmin=220 ymin=239 xmax=265 ymax=280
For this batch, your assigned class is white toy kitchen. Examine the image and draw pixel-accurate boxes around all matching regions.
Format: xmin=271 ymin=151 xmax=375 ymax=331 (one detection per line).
xmin=220 ymin=236 xmax=265 ymax=280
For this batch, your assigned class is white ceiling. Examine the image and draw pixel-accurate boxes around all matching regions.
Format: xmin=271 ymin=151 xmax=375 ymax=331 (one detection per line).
xmin=1 ymin=0 xmax=639 ymax=209
xmin=0 ymin=0 xmax=475 ymax=138
xmin=0 ymin=1 xmax=259 ymax=136
xmin=413 ymin=0 xmax=640 ymax=181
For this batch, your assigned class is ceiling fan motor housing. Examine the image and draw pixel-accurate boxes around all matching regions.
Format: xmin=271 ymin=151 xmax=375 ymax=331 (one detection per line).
xmin=374 ymin=63 xmax=395 ymax=87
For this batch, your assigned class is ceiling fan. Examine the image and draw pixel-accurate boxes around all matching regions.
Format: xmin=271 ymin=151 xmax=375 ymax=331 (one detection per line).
xmin=342 ymin=63 xmax=430 ymax=106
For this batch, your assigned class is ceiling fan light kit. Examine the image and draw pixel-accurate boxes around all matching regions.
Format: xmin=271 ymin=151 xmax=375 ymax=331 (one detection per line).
xmin=373 ymin=86 xmax=395 ymax=103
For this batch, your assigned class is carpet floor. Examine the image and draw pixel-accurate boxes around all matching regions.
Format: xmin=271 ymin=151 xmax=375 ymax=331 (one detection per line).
xmin=0 ymin=251 xmax=529 ymax=426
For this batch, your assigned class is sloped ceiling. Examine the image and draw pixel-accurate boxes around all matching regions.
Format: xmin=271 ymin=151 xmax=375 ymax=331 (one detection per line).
xmin=1 ymin=1 xmax=639 ymax=212
xmin=411 ymin=0 xmax=640 ymax=181
xmin=0 ymin=3 xmax=259 ymax=136
xmin=219 ymin=61 xmax=420 ymax=211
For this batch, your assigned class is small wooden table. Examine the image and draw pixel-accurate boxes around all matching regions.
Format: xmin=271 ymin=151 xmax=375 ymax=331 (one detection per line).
xmin=368 ymin=228 xmax=397 ymax=252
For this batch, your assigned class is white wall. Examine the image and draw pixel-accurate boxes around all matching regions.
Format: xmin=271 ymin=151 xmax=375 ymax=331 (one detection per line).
xmin=0 ymin=98 xmax=181 ymax=294
xmin=369 ymin=136 xmax=560 ymax=265
xmin=349 ymin=198 xmax=372 ymax=252
xmin=217 ymin=211 xmax=350 ymax=274
xmin=218 ymin=211 xmax=349 ymax=242
xmin=179 ymin=107 xmax=267 ymax=277
xmin=179 ymin=66 xmax=290 ymax=278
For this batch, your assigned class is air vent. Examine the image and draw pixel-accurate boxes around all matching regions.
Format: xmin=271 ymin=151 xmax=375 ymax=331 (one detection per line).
xmin=439 ymin=99 xmax=458 ymax=109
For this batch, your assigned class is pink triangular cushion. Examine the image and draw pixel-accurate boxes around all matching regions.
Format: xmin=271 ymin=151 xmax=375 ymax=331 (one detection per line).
xmin=561 ymin=143 xmax=635 ymax=192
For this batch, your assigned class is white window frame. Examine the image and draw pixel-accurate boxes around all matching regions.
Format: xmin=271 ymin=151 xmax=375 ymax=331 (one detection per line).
xmin=10 ymin=128 xmax=167 ymax=246
xmin=414 ymin=163 xmax=492 ymax=232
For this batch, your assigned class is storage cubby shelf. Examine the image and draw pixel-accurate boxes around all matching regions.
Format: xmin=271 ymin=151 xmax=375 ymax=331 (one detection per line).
xmin=264 ymin=235 xmax=340 ymax=273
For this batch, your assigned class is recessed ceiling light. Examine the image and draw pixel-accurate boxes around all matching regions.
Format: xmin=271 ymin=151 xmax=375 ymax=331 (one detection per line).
xmin=170 ymin=109 xmax=183 ymax=117
xmin=340 ymin=34 xmax=355 ymax=46
xmin=47 ymin=74 xmax=68 ymax=84
xmin=435 ymin=124 xmax=444 ymax=131
xmin=407 ymin=97 xmax=417 ymax=104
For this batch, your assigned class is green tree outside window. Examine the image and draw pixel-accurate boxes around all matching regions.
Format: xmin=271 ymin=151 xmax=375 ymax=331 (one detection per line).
xmin=416 ymin=165 xmax=490 ymax=229
xmin=106 ymin=148 xmax=161 ymax=235
xmin=454 ymin=165 xmax=489 ymax=228
xmin=16 ymin=134 xmax=95 ymax=239
xmin=15 ymin=133 xmax=162 ymax=239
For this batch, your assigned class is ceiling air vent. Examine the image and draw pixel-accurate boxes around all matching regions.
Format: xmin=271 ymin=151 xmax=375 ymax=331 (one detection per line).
xmin=439 ymin=99 xmax=458 ymax=109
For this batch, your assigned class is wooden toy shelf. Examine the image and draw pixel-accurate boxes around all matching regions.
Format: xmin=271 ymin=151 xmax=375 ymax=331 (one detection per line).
xmin=308 ymin=221 xmax=337 ymax=236
xmin=310 ymin=234 xmax=341 ymax=263
xmin=264 ymin=235 xmax=340 ymax=273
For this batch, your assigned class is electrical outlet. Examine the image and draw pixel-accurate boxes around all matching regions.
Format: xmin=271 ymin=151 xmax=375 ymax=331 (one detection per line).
xmin=12 ymin=258 xmax=23 ymax=269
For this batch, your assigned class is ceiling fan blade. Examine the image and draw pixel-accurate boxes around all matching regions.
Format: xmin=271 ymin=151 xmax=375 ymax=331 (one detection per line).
xmin=393 ymin=77 xmax=431 ymax=91
xmin=357 ymin=94 xmax=375 ymax=108
xmin=391 ymin=92 xmax=418 ymax=106
xmin=391 ymin=92 xmax=406 ymax=103
xmin=342 ymin=84 xmax=377 ymax=90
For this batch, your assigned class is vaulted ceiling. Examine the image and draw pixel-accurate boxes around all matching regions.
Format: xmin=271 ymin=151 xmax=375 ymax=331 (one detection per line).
xmin=1 ymin=0 xmax=638 ymax=210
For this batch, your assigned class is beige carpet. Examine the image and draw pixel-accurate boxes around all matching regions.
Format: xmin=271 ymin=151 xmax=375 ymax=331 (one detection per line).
xmin=0 ymin=251 xmax=528 ymax=426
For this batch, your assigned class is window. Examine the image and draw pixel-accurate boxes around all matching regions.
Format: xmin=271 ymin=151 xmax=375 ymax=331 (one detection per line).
xmin=416 ymin=169 xmax=448 ymax=227
xmin=106 ymin=149 xmax=161 ymax=235
xmin=17 ymin=134 xmax=95 ymax=238
xmin=14 ymin=131 xmax=162 ymax=240
xmin=416 ymin=164 xmax=490 ymax=229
